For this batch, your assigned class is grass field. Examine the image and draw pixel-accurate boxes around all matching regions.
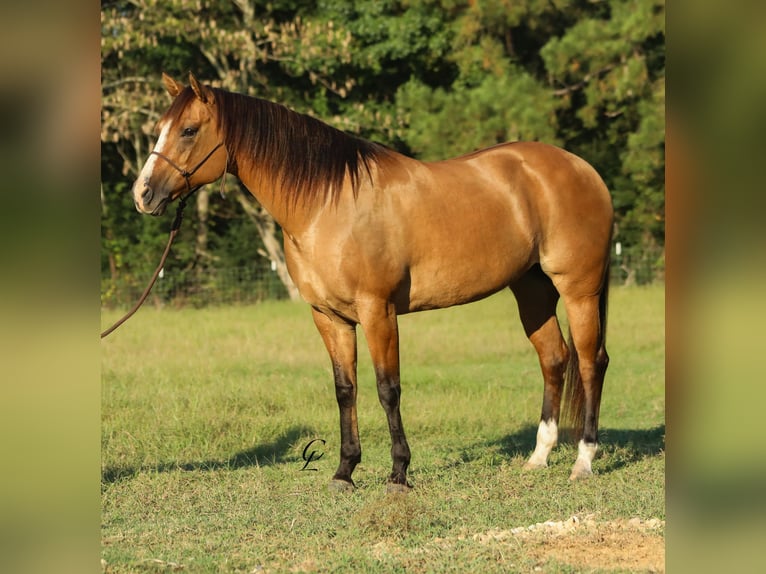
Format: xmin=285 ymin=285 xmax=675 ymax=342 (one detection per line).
xmin=101 ymin=284 xmax=665 ymax=573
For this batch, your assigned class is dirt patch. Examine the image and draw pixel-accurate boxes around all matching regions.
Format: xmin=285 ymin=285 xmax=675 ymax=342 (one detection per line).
xmin=472 ymin=515 xmax=665 ymax=573
xmin=367 ymin=515 xmax=665 ymax=572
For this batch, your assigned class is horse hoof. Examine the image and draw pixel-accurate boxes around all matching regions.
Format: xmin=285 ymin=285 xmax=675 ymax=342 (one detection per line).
xmin=568 ymin=466 xmax=594 ymax=481
xmin=385 ymin=481 xmax=413 ymax=494
xmin=523 ymin=461 xmax=547 ymax=471
xmin=328 ymin=479 xmax=355 ymax=493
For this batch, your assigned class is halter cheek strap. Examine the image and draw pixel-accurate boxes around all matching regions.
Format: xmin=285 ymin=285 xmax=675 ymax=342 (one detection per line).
xmin=150 ymin=141 xmax=226 ymax=194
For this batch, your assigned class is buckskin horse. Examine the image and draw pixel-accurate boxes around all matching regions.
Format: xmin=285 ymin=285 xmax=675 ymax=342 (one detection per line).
xmin=132 ymin=73 xmax=613 ymax=492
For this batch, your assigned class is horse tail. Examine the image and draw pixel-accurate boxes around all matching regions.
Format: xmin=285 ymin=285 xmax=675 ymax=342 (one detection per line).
xmin=561 ymin=264 xmax=610 ymax=441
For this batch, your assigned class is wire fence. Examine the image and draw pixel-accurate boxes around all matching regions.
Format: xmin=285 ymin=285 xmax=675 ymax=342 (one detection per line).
xmin=610 ymin=241 xmax=665 ymax=286
xmin=101 ymin=265 xmax=290 ymax=309
xmin=102 ymin=245 xmax=663 ymax=309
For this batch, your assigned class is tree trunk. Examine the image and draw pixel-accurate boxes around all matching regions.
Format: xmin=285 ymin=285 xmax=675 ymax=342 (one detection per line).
xmin=195 ymin=187 xmax=210 ymax=262
xmin=233 ymin=185 xmax=301 ymax=301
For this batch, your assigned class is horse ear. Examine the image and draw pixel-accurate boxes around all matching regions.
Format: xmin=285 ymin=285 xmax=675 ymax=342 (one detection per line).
xmin=162 ymin=72 xmax=183 ymax=98
xmin=189 ymin=73 xmax=212 ymax=104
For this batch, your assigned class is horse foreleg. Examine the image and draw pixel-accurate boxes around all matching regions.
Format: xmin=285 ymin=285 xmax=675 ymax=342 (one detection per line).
xmin=312 ymin=308 xmax=360 ymax=491
xmin=360 ymin=302 xmax=412 ymax=492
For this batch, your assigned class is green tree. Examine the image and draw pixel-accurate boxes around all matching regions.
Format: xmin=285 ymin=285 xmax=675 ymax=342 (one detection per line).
xmin=393 ymin=0 xmax=572 ymax=158
xmin=541 ymin=0 xmax=665 ymax=282
xmin=101 ymin=0 xmax=665 ymax=305
xmin=101 ymin=0 xmax=354 ymax=303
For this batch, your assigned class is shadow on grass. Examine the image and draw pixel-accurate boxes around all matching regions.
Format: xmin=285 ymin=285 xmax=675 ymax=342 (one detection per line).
xmin=487 ymin=423 xmax=665 ymax=472
xmin=102 ymin=425 xmax=315 ymax=485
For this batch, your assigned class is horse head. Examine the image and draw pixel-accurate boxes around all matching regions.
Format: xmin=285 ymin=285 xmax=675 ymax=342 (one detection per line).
xmin=133 ymin=73 xmax=227 ymax=215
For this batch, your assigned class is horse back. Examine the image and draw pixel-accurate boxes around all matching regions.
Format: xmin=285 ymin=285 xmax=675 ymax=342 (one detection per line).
xmin=287 ymin=141 xmax=612 ymax=317
xmin=390 ymin=142 xmax=612 ymax=307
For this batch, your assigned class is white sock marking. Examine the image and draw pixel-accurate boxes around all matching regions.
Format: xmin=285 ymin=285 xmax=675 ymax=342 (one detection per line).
xmin=570 ymin=439 xmax=598 ymax=478
xmin=526 ymin=419 xmax=558 ymax=467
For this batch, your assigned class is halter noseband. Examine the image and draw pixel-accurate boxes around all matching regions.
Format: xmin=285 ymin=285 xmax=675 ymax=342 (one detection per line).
xmin=150 ymin=141 xmax=226 ymax=195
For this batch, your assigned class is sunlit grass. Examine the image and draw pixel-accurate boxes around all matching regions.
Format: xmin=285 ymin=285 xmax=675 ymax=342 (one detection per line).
xmin=101 ymin=284 xmax=664 ymax=572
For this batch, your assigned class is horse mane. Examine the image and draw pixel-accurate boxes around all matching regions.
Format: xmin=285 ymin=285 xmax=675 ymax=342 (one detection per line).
xmin=163 ymin=87 xmax=387 ymax=207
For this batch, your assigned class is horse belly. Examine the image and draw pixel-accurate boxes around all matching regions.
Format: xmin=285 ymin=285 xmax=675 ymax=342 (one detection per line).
xmin=403 ymin=233 xmax=533 ymax=313
xmin=397 ymin=181 xmax=536 ymax=313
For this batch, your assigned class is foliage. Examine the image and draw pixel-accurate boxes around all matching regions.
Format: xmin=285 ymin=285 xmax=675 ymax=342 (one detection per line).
xmin=540 ymin=0 xmax=665 ymax=274
xmin=101 ymin=0 xmax=665 ymax=306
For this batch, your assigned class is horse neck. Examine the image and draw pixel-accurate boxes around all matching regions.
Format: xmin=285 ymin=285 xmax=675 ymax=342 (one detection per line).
xmin=232 ymin=154 xmax=315 ymax=237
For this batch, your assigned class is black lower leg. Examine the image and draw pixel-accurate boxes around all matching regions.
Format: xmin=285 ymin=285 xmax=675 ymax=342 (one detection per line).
xmin=333 ymin=365 xmax=361 ymax=484
xmin=376 ymin=371 xmax=411 ymax=485
xmin=582 ymin=347 xmax=608 ymax=446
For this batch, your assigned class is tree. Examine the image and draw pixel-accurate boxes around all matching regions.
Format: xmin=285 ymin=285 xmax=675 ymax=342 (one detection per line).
xmin=541 ymin=0 xmax=665 ymax=282
xmin=101 ymin=0 xmax=354 ymax=302
xmin=102 ymin=0 xmax=665 ymax=303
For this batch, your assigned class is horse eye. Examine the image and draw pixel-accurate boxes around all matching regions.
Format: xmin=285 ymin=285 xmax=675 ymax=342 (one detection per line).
xmin=182 ymin=127 xmax=198 ymax=138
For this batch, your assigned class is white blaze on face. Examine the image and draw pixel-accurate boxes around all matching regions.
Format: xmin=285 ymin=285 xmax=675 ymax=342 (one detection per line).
xmin=143 ymin=121 xmax=171 ymax=181
xmin=134 ymin=120 xmax=171 ymax=207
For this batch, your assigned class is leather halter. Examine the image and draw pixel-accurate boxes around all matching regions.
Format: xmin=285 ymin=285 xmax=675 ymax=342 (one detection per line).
xmin=150 ymin=141 xmax=225 ymax=195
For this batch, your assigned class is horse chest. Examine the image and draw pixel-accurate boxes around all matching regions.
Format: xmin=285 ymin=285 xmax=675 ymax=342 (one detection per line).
xmin=284 ymin=235 xmax=361 ymax=313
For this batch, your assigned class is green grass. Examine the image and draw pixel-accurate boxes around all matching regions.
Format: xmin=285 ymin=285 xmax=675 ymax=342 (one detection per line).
xmin=101 ymin=285 xmax=664 ymax=573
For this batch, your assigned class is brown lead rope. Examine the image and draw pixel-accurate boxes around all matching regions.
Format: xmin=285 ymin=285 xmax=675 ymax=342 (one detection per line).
xmin=102 ymin=143 xmax=227 ymax=339
xmin=100 ymin=194 xmax=192 ymax=339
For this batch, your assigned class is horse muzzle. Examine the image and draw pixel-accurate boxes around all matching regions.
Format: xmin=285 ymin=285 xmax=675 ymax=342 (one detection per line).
xmin=133 ymin=179 xmax=170 ymax=216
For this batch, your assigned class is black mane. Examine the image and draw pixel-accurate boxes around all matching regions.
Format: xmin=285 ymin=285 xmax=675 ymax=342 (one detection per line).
xmin=162 ymin=87 xmax=387 ymax=207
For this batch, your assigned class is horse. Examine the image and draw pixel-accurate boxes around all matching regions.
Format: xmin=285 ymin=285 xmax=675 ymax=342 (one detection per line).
xmin=132 ymin=72 xmax=613 ymax=492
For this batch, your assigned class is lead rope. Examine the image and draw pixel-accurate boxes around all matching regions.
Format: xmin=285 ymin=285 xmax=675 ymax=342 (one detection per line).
xmin=101 ymin=146 xmax=229 ymax=339
xmin=100 ymin=193 xmax=193 ymax=339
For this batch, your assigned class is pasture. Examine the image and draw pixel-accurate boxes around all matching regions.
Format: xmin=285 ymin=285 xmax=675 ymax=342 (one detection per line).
xmin=101 ymin=284 xmax=664 ymax=573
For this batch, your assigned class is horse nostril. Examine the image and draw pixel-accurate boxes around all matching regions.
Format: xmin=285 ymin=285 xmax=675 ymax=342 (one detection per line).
xmin=141 ymin=185 xmax=153 ymax=203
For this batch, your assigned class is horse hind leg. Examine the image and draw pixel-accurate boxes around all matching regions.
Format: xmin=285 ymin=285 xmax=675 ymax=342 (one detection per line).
xmin=559 ymin=280 xmax=610 ymax=480
xmin=510 ymin=266 xmax=569 ymax=470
